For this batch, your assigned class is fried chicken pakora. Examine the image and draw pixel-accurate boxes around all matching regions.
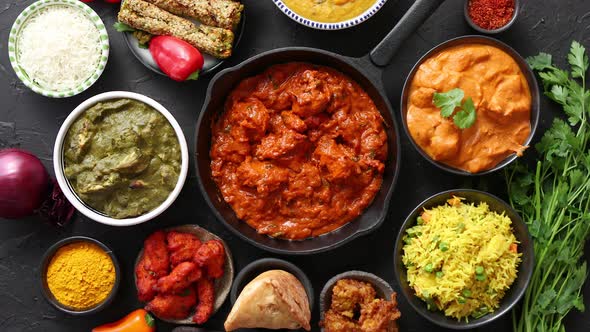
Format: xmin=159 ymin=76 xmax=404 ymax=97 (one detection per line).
xmin=193 ymin=239 xmax=225 ymax=278
xmin=193 ymin=278 xmax=215 ymax=324
xmin=136 ymin=231 xmax=170 ymax=301
xmin=359 ymin=295 xmax=401 ymax=332
xmin=145 ymin=287 xmax=198 ymax=319
xmin=331 ymin=279 xmax=376 ymax=318
xmin=138 ymin=231 xmax=227 ymax=325
xmin=167 ymin=231 xmax=202 ymax=266
xmin=156 ymin=261 xmax=202 ymax=294
xmin=321 ymin=279 xmax=401 ymax=332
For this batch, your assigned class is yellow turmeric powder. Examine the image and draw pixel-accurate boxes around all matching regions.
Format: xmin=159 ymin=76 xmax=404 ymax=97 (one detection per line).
xmin=46 ymin=241 xmax=115 ymax=310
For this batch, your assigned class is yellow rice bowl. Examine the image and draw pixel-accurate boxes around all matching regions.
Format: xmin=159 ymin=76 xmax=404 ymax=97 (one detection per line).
xmin=401 ymin=197 xmax=521 ymax=320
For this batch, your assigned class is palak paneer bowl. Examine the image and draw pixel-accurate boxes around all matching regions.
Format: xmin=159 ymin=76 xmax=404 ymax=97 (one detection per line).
xmin=53 ymin=91 xmax=189 ymax=226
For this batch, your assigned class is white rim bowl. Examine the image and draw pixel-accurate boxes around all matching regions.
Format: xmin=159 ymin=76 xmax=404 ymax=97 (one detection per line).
xmin=272 ymin=0 xmax=388 ymax=30
xmin=53 ymin=91 xmax=189 ymax=227
xmin=8 ymin=0 xmax=109 ymax=98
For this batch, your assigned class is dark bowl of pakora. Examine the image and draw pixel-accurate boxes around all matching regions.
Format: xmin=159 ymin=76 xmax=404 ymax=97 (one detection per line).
xmin=134 ymin=225 xmax=234 ymax=325
xmin=319 ymin=271 xmax=401 ymax=332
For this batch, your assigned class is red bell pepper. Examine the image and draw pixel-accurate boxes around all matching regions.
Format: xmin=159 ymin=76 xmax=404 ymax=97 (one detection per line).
xmin=149 ymin=36 xmax=204 ymax=82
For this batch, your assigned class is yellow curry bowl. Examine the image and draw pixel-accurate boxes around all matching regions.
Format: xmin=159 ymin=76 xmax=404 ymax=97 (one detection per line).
xmin=272 ymin=0 xmax=388 ymax=30
xmin=52 ymin=91 xmax=189 ymax=227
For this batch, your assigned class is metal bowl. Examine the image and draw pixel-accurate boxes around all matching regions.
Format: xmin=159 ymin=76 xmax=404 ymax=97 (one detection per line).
xmin=393 ymin=189 xmax=534 ymax=329
xmin=400 ymin=35 xmax=540 ymax=176
xmin=39 ymin=236 xmax=121 ymax=315
xmin=134 ymin=224 xmax=234 ymax=325
xmin=464 ymin=0 xmax=520 ymax=34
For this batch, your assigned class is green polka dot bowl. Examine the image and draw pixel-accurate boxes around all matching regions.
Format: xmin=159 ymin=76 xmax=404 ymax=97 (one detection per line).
xmin=8 ymin=0 xmax=109 ymax=98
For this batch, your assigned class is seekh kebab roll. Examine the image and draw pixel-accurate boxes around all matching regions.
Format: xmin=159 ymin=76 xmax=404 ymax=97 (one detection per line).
xmin=143 ymin=0 xmax=243 ymax=31
xmin=119 ymin=0 xmax=234 ymax=59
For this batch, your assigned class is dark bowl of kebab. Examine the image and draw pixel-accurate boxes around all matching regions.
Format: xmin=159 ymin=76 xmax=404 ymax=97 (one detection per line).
xmin=134 ymin=224 xmax=234 ymax=324
xmin=319 ymin=271 xmax=401 ymax=332
xmin=115 ymin=0 xmax=244 ymax=78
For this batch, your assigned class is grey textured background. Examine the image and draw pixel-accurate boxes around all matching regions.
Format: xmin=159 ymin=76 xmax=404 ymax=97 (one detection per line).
xmin=1 ymin=0 xmax=589 ymax=331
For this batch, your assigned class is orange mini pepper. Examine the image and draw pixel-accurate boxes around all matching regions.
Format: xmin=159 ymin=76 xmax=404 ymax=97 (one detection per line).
xmin=92 ymin=309 xmax=155 ymax=332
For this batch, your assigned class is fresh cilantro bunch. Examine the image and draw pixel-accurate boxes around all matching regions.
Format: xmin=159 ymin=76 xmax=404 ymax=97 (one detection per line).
xmin=506 ymin=41 xmax=590 ymax=332
xmin=432 ymin=88 xmax=477 ymax=129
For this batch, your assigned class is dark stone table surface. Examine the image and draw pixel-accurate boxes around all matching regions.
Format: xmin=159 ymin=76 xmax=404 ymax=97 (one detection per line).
xmin=1 ymin=0 xmax=589 ymax=331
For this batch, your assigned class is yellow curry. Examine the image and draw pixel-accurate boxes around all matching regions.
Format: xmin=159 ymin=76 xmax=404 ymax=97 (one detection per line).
xmin=406 ymin=44 xmax=532 ymax=173
xmin=283 ymin=0 xmax=377 ymax=23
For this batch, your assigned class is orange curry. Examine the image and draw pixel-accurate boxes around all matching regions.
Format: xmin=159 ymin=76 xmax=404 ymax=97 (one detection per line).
xmin=210 ymin=63 xmax=387 ymax=240
xmin=406 ymin=44 xmax=531 ymax=173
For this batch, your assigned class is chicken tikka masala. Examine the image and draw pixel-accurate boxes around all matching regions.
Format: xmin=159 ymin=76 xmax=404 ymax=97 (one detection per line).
xmin=210 ymin=63 xmax=387 ymax=240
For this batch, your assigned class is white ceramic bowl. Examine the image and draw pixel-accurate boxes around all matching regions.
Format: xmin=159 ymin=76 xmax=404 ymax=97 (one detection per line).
xmin=53 ymin=91 xmax=189 ymax=226
xmin=8 ymin=0 xmax=109 ymax=98
xmin=272 ymin=0 xmax=387 ymax=30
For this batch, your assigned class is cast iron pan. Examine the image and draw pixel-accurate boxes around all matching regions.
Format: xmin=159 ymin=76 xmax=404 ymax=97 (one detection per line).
xmin=195 ymin=0 xmax=446 ymax=255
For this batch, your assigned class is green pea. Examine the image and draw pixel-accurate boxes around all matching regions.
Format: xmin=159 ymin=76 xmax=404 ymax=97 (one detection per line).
xmin=436 ymin=271 xmax=444 ymax=278
xmin=417 ymin=216 xmax=424 ymax=225
xmin=458 ymin=296 xmax=466 ymax=304
xmin=456 ymin=222 xmax=465 ymax=233
xmin=476 ymin=266 xmax=485 ymax=274
xmin=462 ymin=289 xmax=472 ymax=298
xmin=476 ymin=274 xmax=486 ymax=281
xmin=439 ymin=242 xmax=449 ymax=252
xmin=425 ymin=263 xmax=434 ymax=273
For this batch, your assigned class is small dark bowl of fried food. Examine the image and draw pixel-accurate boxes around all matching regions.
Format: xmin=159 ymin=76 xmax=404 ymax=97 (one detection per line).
xmin=319 ymin=271 xmax=401 ymax=332
xmin=134 ymin=224 xmax=234 ymax=325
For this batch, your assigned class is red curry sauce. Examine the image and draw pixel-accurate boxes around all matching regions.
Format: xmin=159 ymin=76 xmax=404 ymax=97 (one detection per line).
xmin=210 ymin=63 xmax=387 ymax=240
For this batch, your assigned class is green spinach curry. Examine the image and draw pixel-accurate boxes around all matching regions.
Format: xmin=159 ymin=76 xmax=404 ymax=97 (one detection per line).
xmin=63 ymin=99 xmax=181 ymax=219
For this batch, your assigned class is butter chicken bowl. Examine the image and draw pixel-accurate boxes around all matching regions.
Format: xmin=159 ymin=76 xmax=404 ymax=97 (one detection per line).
xmin=53 ymin=91 xmax=189 ymax=226
xmin=400 ymin=35 xmax=540 ymax=175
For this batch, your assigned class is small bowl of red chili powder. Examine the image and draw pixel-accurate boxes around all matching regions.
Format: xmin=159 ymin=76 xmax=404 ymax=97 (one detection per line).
xmin=465 ymin=0 xmax=518 ymax=33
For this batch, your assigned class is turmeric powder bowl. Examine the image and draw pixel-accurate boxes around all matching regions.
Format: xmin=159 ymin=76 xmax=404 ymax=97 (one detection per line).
xmin=40 ymin=236 xmax=121 ymax=315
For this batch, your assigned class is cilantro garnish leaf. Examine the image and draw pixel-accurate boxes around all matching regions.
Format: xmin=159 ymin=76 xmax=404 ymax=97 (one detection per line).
xmin=453 ymin=97 xmax=476 ymax=129
xmin=568 ymin=41 xmax=589 ymax=79
xmin=527 ymin=52 xmax=553 ymax=71
xmin=433 ymin=88 xmax=463 ymax=118
xmin=113 ymin=22 xmax=135 ymax=33
xmin=432 ymin=89 xmax=476 ymax=129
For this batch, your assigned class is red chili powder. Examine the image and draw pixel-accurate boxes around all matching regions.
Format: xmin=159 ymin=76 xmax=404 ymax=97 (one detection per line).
xmin=468 ymin=0 xmax=515 ymax=30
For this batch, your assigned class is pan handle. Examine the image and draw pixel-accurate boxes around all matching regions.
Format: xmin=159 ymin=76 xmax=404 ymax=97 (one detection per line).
xmin=369 ymin=0 xmax=446 ymax=67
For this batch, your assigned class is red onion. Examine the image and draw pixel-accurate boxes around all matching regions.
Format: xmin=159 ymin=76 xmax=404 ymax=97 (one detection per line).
xmin=0 ymin=149 xmax=74 ymax=225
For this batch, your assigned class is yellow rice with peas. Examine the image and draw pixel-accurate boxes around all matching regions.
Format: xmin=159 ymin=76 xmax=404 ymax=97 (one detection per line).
xmin=401 ymin=197 xmax=521 ymax=320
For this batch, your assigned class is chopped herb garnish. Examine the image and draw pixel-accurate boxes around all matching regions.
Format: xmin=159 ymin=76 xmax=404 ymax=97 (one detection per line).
xmin=433 ymin=88 xmax=477 ymax=129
